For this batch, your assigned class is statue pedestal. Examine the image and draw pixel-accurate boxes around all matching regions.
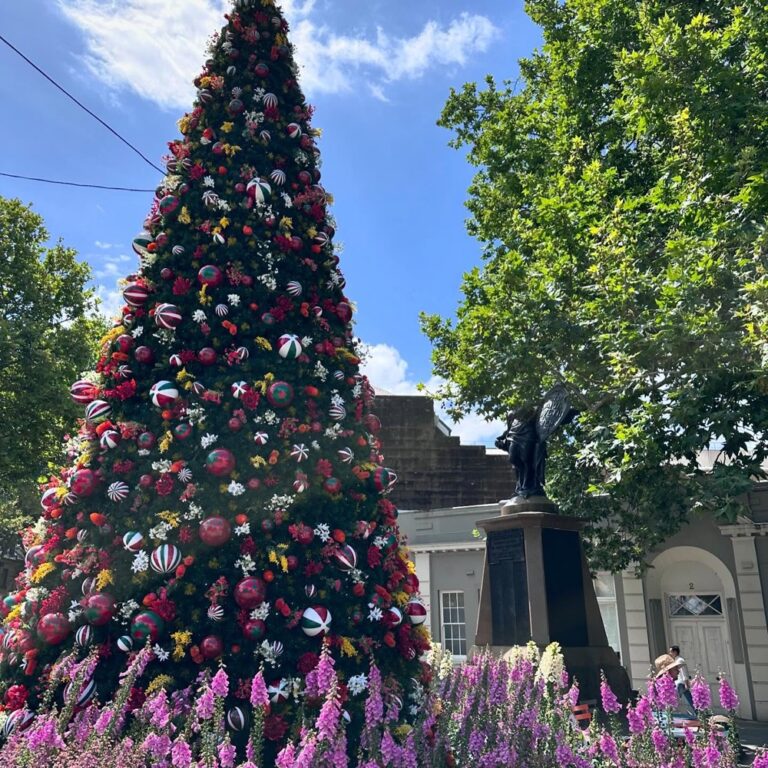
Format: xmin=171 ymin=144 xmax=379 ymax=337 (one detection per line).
xmin=474 ymin=502 xmax=631 ymax=703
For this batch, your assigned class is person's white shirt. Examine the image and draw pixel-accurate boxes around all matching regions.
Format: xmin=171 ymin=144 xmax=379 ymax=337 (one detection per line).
xmin=674 ymin=656 xmax=690 ymax=687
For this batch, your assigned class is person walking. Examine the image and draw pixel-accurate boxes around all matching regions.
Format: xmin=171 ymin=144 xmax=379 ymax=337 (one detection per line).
xmin=669 ymin=645 xmax=696 ymax=716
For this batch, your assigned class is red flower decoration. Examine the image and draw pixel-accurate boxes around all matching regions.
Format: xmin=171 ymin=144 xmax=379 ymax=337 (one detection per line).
xmin=296 ymin=652 xmax=319 ymax=675
xmin=264 ymin=714 xmax=289 ymax=741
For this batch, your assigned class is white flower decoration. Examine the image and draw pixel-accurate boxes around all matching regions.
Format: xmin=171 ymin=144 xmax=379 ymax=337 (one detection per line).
xmin=200 ymin=433 xmax=218 ymax=449
xmin=131 ymin=551 xmax=149 ymax=573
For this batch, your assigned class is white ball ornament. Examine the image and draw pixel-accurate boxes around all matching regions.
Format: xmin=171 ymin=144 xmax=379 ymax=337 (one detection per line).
xmin=277 ymin=334 xmax=302 ymax=359
xmin=149 ymin=380 xmax=179 ymax=408
xmin=300 ymin=606 xmax=331 ymax=637
xmin=286 ymin=281 xmax=302 ymax=297
xmin=246 ymin=178 xmax=271 ymax=204
xmin=107 ymin=482 xmax=130 ymax=502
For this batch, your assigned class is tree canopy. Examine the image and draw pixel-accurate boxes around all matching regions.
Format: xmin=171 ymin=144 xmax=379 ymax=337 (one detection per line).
xmin=423 ymin=0 xmax=768 ymax=570
xmin=0 ymin=197 xmax=104 ymax=553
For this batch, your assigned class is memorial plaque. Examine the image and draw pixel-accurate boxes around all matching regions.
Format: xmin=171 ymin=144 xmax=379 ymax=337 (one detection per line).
xmin=542 ymin=529 xmax=588 ymax=646
xmin=488 ymin=528 xmax=526 ymax=564
xmin=487 ymin=529 xmax=530 ymax=645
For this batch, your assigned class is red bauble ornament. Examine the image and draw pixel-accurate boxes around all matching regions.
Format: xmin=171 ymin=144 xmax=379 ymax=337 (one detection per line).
xmin=286 ymin=555 xmax=299 ymax=571
xmin=233 ymin=577 xmax=266 ymax=609
xmin=115 ymin=334 xmax=134 ymax=353
xmin=37 ymin=613 xmax=70 ymax=645
xmin=70 ymin=469 xmax=97 ymax=497
xmin=134 ymin=346 xmax=155 ymax=364
xmin=205 ymin=448 xmax=236 ymax=476
xmin=200 ymin=635 xmax=224 ymax=660
xmin=199 ymin=516 xmax=232 ymax=547
xmin=83 ymin=593 xmax=115 ymax=626
xmin=228 ymin=417 xmax=242 ymax=432
xmin=197 ymin=265 xmax=223 ymax=286
xmin=198 ymin=347 xmax=217 ymax=365
xmin=242 ymin=618 xmax=266 ymax=642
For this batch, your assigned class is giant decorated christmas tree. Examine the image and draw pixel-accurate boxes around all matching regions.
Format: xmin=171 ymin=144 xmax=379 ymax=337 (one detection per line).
xmin=0 ymin=0 xmax=430 ymax=760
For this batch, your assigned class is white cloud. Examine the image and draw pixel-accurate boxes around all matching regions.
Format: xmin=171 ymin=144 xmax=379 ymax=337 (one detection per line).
xmin=94 ymin=240 xmax=122 ymax=249
xmin=360 ymin=342 xmax=503 ymax=447
xmin=57 ymin=0 xmax=498 ymax=108
xmin=94 ymin=282 xmax=123 ymax=322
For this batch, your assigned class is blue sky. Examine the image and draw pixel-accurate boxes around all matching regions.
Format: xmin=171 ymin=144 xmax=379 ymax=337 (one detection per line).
xmin=0 ymin=0 xmax=540 ymax=443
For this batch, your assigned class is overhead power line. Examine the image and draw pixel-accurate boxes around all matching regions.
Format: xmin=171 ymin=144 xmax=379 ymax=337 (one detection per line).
xmin=0 ymin=33 xmax=165 ymax=175
xmin=0 ymin=171 xmax=153 ymax=193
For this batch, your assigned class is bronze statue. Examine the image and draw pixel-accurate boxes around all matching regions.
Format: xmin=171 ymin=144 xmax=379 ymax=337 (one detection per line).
xmin=495 ymin=384 xmax=577 ymax=500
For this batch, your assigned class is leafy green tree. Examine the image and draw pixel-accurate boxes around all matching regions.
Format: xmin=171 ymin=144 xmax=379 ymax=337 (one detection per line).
xmin=423 ymin=0 xmax=768 ymax=570
xmin=0 ymin=197 xmax=103 ymax=554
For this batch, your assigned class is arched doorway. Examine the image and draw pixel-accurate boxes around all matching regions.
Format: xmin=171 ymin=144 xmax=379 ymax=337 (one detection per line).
xmin=646 ymin=547 xmax=749 ymax=717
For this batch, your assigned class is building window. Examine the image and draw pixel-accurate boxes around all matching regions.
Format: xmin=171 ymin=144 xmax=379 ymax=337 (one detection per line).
xmin=668 ymin=594 xmax=723 ymax=617
xmin=594 ymin=572 xmax=621 ymax=654
xmin=440 ymin=591 xmax=467 ymax=659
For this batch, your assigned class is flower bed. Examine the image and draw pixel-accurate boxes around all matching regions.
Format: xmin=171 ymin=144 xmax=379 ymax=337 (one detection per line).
xmin=0 ymin=642 xmax=761 ymax=767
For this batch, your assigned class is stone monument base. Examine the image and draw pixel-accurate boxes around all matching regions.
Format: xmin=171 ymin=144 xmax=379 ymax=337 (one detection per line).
xmin=474 ymin=503 xmax=632 ymax=704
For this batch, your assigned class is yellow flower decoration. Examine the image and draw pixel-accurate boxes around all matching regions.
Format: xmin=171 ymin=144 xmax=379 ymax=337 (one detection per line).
xmin=198 ymin=284 xmax=212 ymax=306
xmin=5 ymin=606 xmax=21 ymax=623
xmin=220 ymin=122 xmax=234 ymax=134
xmin=254 ymin=337 xmax=273 ymax=351
xmin=100 ymin=325 xmax=125 ymax=347
xmin=95 ymin=569 xmax=114 ymax=590
xmin=279 ymin=216 xmax=293 ymax=232
xmin=222 ymin=144 xmax=241 ymax=157
xmin=219 ymin=217 xmax=230 ymax=229
xmin=339 ymin=637 xmax=357 ymax=658
xmin=178 ymin=207 xmax=192 ymax=224
xmin=158 ymin=431 xmax=173 ymax=454
xmin=392 ymin=591 xmax=409 ymax=607
xmin=394 ymin=724 xmax=413 ymax=741
xmin=250 ymin=456 xmax=267 ymax=468
xmin=171 ymin=630 xmax=193 ymax=661
xmin=279 ymin=555 xmax=289 ymax=573
xmin=176 ymin=368 xmax=194 ymax=385
xmin=268 ymin=550 xmax=279 ymax=566
xmin=157 ymin=510 xmax=180 ymax=528
xmin=146 ymin=675 xmax=174 ymax=695
xmin=31 ymin=562 xmax=55 ymax=584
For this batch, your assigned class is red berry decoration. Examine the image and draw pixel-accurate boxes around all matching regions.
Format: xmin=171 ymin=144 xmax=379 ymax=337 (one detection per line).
xmin=205 ymin=448 xmax=236 ymax=476
xmin=37 ymin=612 xmax=70 ymax=645
xmin=199 ymin=516 xmax=232 ymax=547
xmin=233 ymin=577 xmax=266 ymax=609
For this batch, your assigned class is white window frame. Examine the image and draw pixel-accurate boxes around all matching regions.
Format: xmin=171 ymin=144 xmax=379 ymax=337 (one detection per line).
xmin=440 ymin=590 xmax=467 ymax=662
xmin=594 ymin=572 xmax=621 ymax=655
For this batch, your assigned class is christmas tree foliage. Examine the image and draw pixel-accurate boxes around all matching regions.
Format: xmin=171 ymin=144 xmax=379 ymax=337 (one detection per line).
xmin=0 ymin=0 xmax=430 ymax=758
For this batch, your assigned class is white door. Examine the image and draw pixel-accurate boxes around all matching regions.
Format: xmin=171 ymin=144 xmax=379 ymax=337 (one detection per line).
xmin=668 ymin=595 xmax=732 ymax=707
